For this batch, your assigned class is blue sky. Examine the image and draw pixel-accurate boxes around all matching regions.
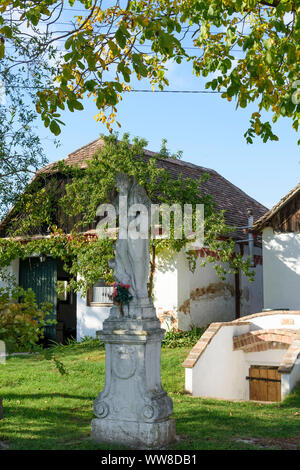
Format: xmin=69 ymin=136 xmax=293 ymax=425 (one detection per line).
xmin=36 ymin=5 xmax=299 ymax=211
xmin=40 ymin=70 xmax=299 ymax=211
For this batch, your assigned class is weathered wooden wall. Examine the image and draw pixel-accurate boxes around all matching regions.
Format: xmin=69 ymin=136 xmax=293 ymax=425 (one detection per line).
xmin=269 ymin=193 xmax=300 ymax=233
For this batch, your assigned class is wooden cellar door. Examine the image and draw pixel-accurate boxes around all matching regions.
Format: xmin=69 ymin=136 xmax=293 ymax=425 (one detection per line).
xmin=248 ymin=366 xmax=281 ymax=402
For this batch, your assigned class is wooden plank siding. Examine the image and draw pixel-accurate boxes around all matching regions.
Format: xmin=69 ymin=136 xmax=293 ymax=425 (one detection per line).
xmin=0 ymin=174 xmax=97 ymax=237
xmin=268 ymin=193 xmax=300 ymax=233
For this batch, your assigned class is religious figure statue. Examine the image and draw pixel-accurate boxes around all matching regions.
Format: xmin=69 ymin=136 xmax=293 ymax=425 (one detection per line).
xmin=92 ymin=173 xmax=175 ymax=448
xmin=109 ymin=173 xmax=151 ymax=302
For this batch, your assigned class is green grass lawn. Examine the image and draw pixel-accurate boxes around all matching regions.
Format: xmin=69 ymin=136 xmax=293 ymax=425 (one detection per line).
xmin=0 ymin=340 xmax=300 ymax=450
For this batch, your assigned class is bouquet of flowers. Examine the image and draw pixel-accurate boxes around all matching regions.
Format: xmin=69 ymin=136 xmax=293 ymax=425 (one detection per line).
xmin=112 ymin=282 xmax=133 ymax=316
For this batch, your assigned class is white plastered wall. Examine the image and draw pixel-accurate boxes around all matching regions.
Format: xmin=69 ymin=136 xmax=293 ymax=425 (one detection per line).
xmin=281 ymin=359 xmax=300 ymax=399
xmin=240 ymin=245 xmax=264 ymax=316
xmin=153 ymin=245 xmax=263 ymax=331
xmin=262 ymin=227 xmax=300 ymax=310
xmin=177 ymin=251 xmax=236 ymax=330
xmin=153 ymin=251 xmax=178 ymax=321
xmin=186 ymin=324 xmax=250 ymax=400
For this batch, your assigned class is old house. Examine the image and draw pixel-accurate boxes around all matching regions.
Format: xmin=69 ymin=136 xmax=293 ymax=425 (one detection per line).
xmin=0 ymin=138 xmax=268 ymax=341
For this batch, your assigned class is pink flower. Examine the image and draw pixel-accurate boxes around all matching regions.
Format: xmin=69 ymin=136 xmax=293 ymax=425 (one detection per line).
xmin=124 ymin=284 xmax=131 ymax=289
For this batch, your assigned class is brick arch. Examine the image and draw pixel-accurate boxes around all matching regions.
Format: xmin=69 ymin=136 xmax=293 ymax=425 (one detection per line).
xmin=233 ymin=329 xmax=299 ymax=353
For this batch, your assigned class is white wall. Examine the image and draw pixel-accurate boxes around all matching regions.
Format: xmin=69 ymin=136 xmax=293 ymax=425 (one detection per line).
xmin=187 ymin=324 xmax=250 ymax=400
xmin=153 ymin=252 xmax=178 ymax=315
xmin=282 ymin=358 xmax=300 ymax=399
xmin=0 ymin=258 xmax=19 ymax=290
xmin=248 ymin=313 xmax=300 ymax=331
xmin=154 ymin=245 xmax=264 ymax=331
xmin=178 ymin=252 xmax=236 ymax=330
xmin=240 ymin=245 xmax=264 ymax=316
xmin=263 ymin=228 xmax=300 ymax=310
xmin=76 ymin=292 xmax=111 ymax=340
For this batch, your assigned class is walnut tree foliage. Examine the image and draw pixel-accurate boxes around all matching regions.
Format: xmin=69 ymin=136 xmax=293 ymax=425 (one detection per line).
xmin=0 ymin=0 xmax=299 ymax=143
xmin=0 ymin=65 xmax=49 ymax=218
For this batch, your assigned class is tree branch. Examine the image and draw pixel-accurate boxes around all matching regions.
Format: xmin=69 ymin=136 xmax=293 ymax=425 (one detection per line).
xmin=259 ymin=0 xmax=281 ymax=7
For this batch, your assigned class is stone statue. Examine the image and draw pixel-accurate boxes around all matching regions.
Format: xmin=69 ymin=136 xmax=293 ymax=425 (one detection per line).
xmin=109 ymin=173 xmax=151 ymax=301
xmin=91 ymin=173 xmax=175 ymax=448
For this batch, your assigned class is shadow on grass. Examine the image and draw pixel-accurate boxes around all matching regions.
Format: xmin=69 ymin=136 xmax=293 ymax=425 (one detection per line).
xmin=1 ymin=392 xmax=94 ymax=400
xmin=0 ymin=392 xmax=125 ymax=450
xmin=1 ymin=391 xmax=300 ymax=450
xmin=169 ymin=395 xmax=300 ymax=450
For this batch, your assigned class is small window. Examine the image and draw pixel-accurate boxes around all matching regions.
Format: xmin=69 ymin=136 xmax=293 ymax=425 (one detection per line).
xmin=87 ymin=279 xmax=113 ymax=306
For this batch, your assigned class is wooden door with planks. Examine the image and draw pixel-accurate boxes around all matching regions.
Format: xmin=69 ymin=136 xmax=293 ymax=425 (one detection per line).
xmin=248 ymin=366 xmax=281 ymax=402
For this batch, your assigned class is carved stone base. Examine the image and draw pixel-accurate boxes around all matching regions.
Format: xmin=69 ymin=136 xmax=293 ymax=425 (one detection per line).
xmin=91 ymin=306 xmax=175 ymax=448
xmin=91 ymin=417 xmax=176 ymax=449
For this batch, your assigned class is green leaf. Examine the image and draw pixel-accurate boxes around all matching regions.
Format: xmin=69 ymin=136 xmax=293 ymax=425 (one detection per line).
xmin=50 ymin=120 xmax=61 ymax=136
xmin=0 ymin=41 xmax=4 ymax=59
xmin=64 ymin=52 xmax=73 ymax=62
xmin=71 ymin=100 xmax=84 ymax=111
xmin=0 ymin=26 xmax=12 ymax=38
xmin=65 ymin=36 xmax=73 ymax=50
xmin=31 ymin=15 xmax=39 ymax=26
xmin=115 ymin=27 xmax=126 ymax=49
xmin=265 ymin=51 xmax=272 ymax=65
xmin=85 ymin=80 xmax=97 ymax=92
xmin=113 ymin=82 xmax=123 ymax=93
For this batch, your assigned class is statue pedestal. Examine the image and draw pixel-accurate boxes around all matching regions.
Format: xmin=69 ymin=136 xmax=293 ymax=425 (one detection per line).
xmin=91 ymin=303 xmax=176 ymax=448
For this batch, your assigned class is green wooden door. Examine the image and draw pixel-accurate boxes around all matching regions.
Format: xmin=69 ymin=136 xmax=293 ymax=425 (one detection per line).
xmin=19 ymin=257 xmax=57 ymax=342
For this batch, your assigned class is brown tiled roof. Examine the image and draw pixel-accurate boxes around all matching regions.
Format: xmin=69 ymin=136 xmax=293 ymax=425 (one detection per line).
xmin=1 ymin=138 xmax=267 ymax=235
xmin=39 ymin=137 xmax=267 ymax=229
xmin=253 ymin=182 xmax=300 ymax=232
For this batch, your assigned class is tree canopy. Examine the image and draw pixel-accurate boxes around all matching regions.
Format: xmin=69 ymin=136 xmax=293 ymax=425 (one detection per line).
xmin=0 ymin=0 xmax=299 ymax=143
xmin=0 ymin=63 xmax=49 ymax=217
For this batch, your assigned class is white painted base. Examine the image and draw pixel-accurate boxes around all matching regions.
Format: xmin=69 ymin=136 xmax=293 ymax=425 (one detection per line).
xmin=91 ymin=418 xmax=176 ymax=448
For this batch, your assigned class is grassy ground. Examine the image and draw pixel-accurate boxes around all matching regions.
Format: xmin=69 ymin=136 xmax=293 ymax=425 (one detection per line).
xmin=0 ymin=340 xmax=300 ymax=450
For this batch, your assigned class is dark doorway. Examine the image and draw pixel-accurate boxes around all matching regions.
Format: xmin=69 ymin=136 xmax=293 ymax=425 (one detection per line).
xmin=19 ymin=257 xmax=77 ymax=344
xmin=56 ymin=259 xmax=77 ymax=343
xmin=19 ymin=257 xmax=57 ymax=343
